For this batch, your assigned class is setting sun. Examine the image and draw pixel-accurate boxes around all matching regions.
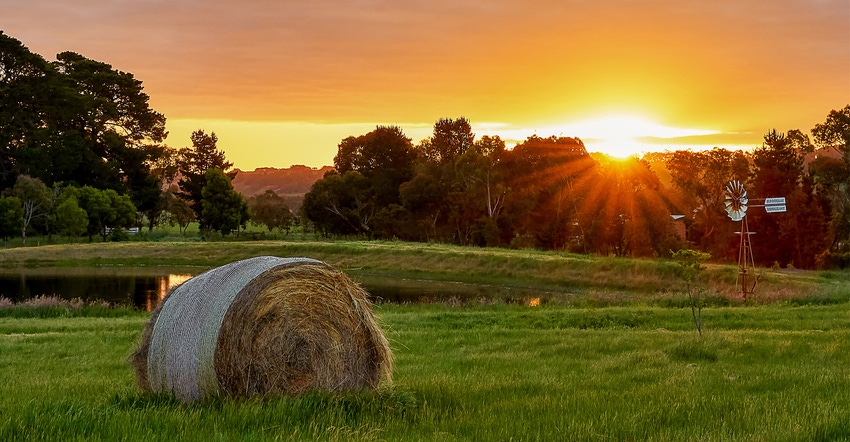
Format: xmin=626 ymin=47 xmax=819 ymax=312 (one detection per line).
xmin=562 ymin=115 xmax=719 ymax=158
xmin=476 ymin=115 xmax=721 ymax=159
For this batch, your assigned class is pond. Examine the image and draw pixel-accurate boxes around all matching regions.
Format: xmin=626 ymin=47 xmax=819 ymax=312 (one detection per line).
xmin=0 ymin=267 xmax=558 ymax=310
xmin=0 ymin=267 xmax=200 ymax=311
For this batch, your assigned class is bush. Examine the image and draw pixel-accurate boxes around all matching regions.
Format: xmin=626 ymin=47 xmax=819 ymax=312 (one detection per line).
xmin=110 ymin=229 xmax=131 ymax=242
xmin=816 ymin=250 xmax=850 ymax=269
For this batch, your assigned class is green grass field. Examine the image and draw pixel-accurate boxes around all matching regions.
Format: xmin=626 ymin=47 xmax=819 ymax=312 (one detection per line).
xmin=1 ymin=240 xmax=849 ymax=440
xmin=1 ymin=303 xmax=848 ymax=441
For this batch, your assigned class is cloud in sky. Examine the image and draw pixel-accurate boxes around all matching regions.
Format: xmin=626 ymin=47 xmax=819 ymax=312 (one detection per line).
xmin=4 ymin=0 xmax=849 ymax=168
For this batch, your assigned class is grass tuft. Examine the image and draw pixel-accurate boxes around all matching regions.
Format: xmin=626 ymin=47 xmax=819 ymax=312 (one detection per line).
xmin=0 ymin=295 xmax=141 ymax=318
xmin=666 ymin=338 xmax=720 ymax=362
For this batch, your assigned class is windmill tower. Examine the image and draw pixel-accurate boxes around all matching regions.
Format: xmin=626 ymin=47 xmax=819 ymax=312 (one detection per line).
xmin=724 ymin=180 xmax=756 ymax=300
xmin=723 ymin=180 xmax=787 ymax=301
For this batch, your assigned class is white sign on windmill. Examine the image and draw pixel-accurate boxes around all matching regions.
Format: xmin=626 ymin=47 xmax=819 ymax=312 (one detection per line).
xmin=763 ymin=197 xmax=787 ymax=213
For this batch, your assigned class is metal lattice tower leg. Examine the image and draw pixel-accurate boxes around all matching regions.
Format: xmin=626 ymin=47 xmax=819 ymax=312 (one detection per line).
xmin=737 ymin=217 xmax=756 ymax=301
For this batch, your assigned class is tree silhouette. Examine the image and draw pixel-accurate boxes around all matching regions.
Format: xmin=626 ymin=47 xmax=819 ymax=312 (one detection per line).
xmin=666 ymin=148 xmax=749 ymax=258
xmin=200 ymin=169 xmax=248 ymax=236
xmin=421 ymin=117 xmax=475 ymax=165
xmin=812 ymin=105 xmax=850 ymax=251
xmin=178 ymin=130 xmax=234 ymax=224
xmin=749 ymin=129 xmax=826 ymax=267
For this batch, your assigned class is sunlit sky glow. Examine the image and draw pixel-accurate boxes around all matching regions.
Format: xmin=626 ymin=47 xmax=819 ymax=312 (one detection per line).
xmin=5 ymin=0 xmax=849 ymax=169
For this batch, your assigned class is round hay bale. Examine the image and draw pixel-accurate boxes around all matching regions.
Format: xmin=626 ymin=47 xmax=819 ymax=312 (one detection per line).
xmin=130 ymin=256 xmax=392 ymax=403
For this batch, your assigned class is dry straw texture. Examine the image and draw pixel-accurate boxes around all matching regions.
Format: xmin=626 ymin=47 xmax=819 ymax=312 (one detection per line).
xmin=130 ymin=256 xmax=392 ymax=403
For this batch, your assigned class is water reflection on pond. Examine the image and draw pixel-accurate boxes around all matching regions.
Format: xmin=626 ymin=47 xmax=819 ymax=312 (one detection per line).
xmin=0 ymin=267 xmax=200 ymax=311
xmin=0 ymin=268 xmax=557 ymax=310
xmin=355 ymin=275 xmax=541 ymax=304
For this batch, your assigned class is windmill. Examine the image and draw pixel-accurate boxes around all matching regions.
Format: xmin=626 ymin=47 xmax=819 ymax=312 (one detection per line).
xmin=723 ymin=180 xmax=786 ymax=301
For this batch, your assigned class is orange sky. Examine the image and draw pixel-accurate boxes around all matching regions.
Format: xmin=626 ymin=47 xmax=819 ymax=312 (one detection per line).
xmin=5 ymin=0 xmax=849 ymax=169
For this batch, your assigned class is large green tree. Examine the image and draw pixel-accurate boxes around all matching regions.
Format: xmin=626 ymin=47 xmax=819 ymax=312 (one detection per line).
xmin=333 ymin=125 xmax=416 ymax=207
xmin=178 ymin=130 xmax=234 ymax=224
xmin=53 ymin=197 xmax=88 ymax=241
xmin=451 ymin=136 xmax=507 ymax=246
xmin=500 ymin=135 xmax=597 ymax=250
xmin=0 ymin=32 xmax=168 ymax=209
xmin=200 ymin=169 xmax=248 ymax=236
xmin=302 ymin=171 xmax=373 ymax=236
xmin=306 ymin=126 xmax=417 ymax=238
xmin=67 ymin=186 xmax=136 ymax=241
xmin=404 ymin=119 xmax=496 ymax=245
xmin=812 ymin=105 xmax=850 ymax=157
xmin=0 ymin=31 xmax=60 ymax=188
xmin=334 ymin=125 xmax=416 ymax=174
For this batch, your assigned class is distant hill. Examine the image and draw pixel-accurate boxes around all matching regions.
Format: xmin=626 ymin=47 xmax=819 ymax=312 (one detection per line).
xmin=231 ymin=165 xmax=334 ymax=211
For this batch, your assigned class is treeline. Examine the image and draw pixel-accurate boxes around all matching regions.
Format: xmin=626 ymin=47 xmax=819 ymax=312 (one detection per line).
xmin=0 ymin=131 xmax=293 ymax=242
xmin=303 ymin=109 xmax=850 ymax=269
xmin=3 ymin=31 xmax=849 ymax=268
xmin=0 ymin=32 xmax=292 ymax=241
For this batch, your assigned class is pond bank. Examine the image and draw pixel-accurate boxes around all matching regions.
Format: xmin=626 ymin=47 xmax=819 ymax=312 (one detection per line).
xmin=1 ymin=240 xmax=848 ymax=305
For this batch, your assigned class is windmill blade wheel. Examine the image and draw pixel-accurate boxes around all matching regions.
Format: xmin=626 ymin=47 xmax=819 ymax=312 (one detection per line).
xmin=724 ymin=180 xmax=748 ymax=221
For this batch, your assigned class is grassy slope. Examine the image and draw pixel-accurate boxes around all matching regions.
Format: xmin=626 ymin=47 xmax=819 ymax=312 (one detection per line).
xmin=0 ymin=305 xmax=848 ymax=441
xmin=2 ymin=240 xmax=849 ymax=302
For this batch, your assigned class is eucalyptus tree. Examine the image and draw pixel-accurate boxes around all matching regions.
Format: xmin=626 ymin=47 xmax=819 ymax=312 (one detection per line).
xmin=420 ymin=117 xmax=475 ymax=165
xmin=11 ymin=175 xmax=51 ymax=245
xmin=812 ymin=105 xmax=850 ymax=159
xmin=333 ymin=125 xmax=416 ymax=209
xmin=309 ymin=125 xmax=416 ymax=237
xmin=302 ymin=171 xmax=373 ymax=236
xmin=500 ymin=135 xmax=596 ymax=250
